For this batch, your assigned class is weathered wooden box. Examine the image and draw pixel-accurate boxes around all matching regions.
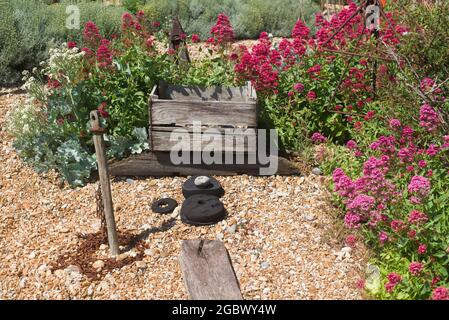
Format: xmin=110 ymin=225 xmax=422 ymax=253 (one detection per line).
xmin=109 ymin=82 xmax=300 ymax=177
xmin=148 ymin=82 xmax=258 ymax=153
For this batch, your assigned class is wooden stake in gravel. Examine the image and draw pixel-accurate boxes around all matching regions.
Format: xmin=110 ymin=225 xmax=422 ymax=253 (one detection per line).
xmin=90 ymin=110 xmax=119 ymax=257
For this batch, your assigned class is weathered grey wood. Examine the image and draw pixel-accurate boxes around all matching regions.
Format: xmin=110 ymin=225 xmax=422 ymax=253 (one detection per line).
xmin=151 ymin=128 xmax=257 ymax=152
xmin=90 ymin=111 xmax=119 ymax=257
xmin=151 ymin=100 xmax=257 ymax=127
xmin=179 ymin=239 xmax=243 ymax=300
xmin=109 ymin=151 xmax=300 ymax=176
xmin=159 ymin=82 xmax=251 ymax=102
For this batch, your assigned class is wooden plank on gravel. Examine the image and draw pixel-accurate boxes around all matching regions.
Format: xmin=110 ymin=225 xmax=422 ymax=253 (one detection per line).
xmin=108 ymin=151 xmax=300 ymax=176
xmin=179 ymin=239 xmax=243 ymax=300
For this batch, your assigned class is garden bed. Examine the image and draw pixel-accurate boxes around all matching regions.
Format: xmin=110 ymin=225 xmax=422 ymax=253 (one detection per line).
xmin=0 ymin=89 xmax=367 ymax=300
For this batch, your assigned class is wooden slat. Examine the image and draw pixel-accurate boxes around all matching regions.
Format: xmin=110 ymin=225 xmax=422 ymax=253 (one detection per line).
xmin=150 ymin=100 xmax=257 ymax=127
xmin=108 ymin=152 xmax=300 ymax=176
xmin=151 ymin=128 xmax=257 ymax=152
xmin=159 ymin=83 xmax=250 ymax=102
xmin=179 ymin=239 xmax=243 ymax=300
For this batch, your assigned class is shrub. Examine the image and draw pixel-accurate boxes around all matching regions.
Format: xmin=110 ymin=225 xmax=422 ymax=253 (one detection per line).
xmin=0 ymin=0 xmax=124 ymax=85
xmin=390 ymin=0 xmax=449 ymax=81
xmin=233 ymin=2 xmax=405 ymax=148
xmin=137 ymin=0 xmax=320 ymax=40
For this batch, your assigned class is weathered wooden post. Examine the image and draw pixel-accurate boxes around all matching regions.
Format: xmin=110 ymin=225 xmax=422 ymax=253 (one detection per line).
xmin=90 ymin=110 xmax=120 ymax=256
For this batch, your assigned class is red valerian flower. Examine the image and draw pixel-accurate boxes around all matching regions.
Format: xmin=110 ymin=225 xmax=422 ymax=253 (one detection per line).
xmin=379 ymin=231 xmax=388 ymax=244
xmin=191 ymin=34 xmax=200 ymax=43
xmin=146 ymin=37 xmax=154 ymax=49
xmin=364 ymin=110 xmax=375 ymax=120
xmin=385 ymin=273 xmax=402 ymax=293
xmin=311 ymin=132 xmax=327 ymax=144
xmin=294 ymin=83 xmax=304 ymax=92
xmin=417 ymin=244 xmax=427 ymax=255
xmin=345 ymin=234 xmax=357 ymax=247
xmin=419 ymin=103 xmax=440 ymax=132
xmin=136 ymin=10 xmax=145 ymax=21
xmin=408 ymin=210 xmax=428 ymax=225
xmin=229 ymin=52 xmax=238 ymax=61
xmin=122 ymin=12 xmax=135 ymax=31
xmin=83 ymin=21 xmax=101 ymax=46
xmin=432 ymin=287 xmax=449 ymax=300
xmin=346 ymin=140 xmax=358 ymax=150
xmin=56 ymin=116 xmax=65 ymax=125
xmin=291 ymin=19 xmax=310 ymax=39
xmin=81 ymin=47 xmax=94 ymax=58
xmin=67 ymin=41 xmax=77 ymax=49
xmin=307 ymin=64 xmax=321 ymax=74
xmin=307 ymin=91 xmax=317 ymax=101
xmin=47 ymin=78 xmax=61 ymax=89
xmin=152 ymin=21 xmax=161 ymax=28
xmin=96 ymin=39 xmax=113 ymax=68
xmin=210 ymin=13 xmax=234 ymax=44
xmin=409 ymin=262 xmax=423 ymax=276
xmin=390 ymin=220 xmax=405 ymax=232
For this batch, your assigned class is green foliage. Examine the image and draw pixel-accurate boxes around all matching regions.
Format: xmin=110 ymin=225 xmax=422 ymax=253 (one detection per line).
xmin=122 ymin=0 xmax=145 ymax=13
xmin=138 ymin=0 xmax=320 ymax=40
xmin=86 ymin=44 xmax=161 ymax=137
xmin=391 ymin=0 xmax=449 ymax=81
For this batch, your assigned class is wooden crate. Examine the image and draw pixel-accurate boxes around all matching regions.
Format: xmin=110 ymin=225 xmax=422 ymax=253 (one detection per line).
xmin=108 ymin=82 xmax=301 ymax=177
xmin=148 ymin=82 xmax=258 ymax=153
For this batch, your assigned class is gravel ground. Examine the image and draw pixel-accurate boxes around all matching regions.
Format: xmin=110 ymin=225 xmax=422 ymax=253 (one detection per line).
xmin=0 ymin=88 xmax=368 ymax=300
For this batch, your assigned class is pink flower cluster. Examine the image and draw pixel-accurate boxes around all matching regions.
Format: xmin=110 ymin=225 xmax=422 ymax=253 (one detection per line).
xmin=210 ymin=13 xmax=234 ymax=45
xmin=389 ymin=119 xmax=401 ymax=130
xmin=191 ymin=34 xmax=200 ymax=43
xmin=419 ymin=103 xmax=440 ymax=132
xmin=98 ymin=102 xmax=109 ymax=118
xmin=234 ymin=33 xmax=280 ymax=93
xmin=432 ymin=287 xmax=449 ymax=300
xmin=122 ymin=12 xmax=142 ymax=33
xmin=83 ymin=21 xmax=101 ymax=47
xmin=417 ymin=244 xmax=427 ymax=255
xmin=311 ymin=132 xmax=327 ymax=144
xmin=385 ymin=273 xmax=402 ymax=293
xmin=291 ymin=20 xmax=310 ymax=39
xmin=81 ymin=21 xmax=116 ymax=68
xmin=345 ymin=234 xmax=357 ymax=247
xmin=96 ymin=39 xmax=113 ymax=68
xmin=407 ymin=175 xmax=431 ymax=200
xmin=334 ymin=156 xmax=396 ymax=229
xmin=409 ymin=262 xmax=423 ymax=276
xmin=407 ymin=210 xmax=428 ymax=225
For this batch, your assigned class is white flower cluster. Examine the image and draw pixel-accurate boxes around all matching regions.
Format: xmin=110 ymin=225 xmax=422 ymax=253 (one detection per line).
xmin=44 ymin=45 xmax=85 ymax=84
xmin=5 ymin=99 xmax=44 ymax=137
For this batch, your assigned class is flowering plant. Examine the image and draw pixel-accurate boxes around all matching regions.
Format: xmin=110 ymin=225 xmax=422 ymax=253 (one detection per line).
xmin=232 ymin=1 xmax=405 ymax=148
xmin=322 ymin=82 xmax=449 ymax=299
